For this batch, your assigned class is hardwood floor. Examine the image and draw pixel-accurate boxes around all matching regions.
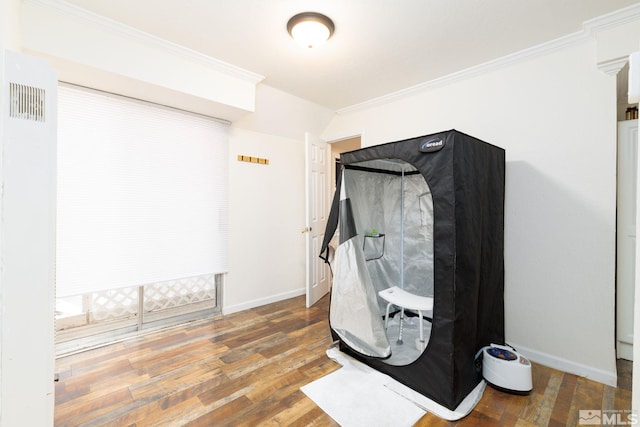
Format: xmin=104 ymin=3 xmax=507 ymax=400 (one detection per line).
xmin=55 ymin=295 xmax=632 ymax=426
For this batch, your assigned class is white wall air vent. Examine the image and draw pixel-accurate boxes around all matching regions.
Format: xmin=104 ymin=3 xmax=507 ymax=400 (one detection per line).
xmin=9 ymin=82 xmax=46 ymax=122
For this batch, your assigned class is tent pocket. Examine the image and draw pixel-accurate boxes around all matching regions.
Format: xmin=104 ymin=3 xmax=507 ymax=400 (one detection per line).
xmin=363 ymin=233 xmax=385 ymax=261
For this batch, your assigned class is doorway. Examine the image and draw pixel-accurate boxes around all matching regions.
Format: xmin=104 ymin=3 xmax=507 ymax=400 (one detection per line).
xmin=331 ymin=136 xmax=362 ymax=186
xmin=305 ymin=135 xmax=362 ymax=308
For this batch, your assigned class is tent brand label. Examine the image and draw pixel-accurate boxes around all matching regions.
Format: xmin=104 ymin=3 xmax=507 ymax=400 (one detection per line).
xmin=419 ymin=138 xmax=445 ymax=153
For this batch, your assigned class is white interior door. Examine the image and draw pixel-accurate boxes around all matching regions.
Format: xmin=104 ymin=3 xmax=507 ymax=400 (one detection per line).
xmin=305 ymin=132 xmax=330 ymax=307
xmin=618 ymin=119 xmax=638 ymax=361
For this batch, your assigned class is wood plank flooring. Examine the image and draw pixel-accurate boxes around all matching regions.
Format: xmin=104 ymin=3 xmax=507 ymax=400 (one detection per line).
xmin=55 ymin=295 xmax=632 ymax=426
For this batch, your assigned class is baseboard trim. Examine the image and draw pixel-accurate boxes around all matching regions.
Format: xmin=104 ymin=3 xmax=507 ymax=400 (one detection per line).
xmin=617 ymin=341 xmax=633 ymax=362
xmin=509 ymin=342 xmax=617 ymax=387
xmin=222 ymin=288 xmax=306 ymax=315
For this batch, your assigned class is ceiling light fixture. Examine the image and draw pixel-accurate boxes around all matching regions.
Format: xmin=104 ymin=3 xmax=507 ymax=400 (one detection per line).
xmin=287 ymin=12 xmax=335 ymax=49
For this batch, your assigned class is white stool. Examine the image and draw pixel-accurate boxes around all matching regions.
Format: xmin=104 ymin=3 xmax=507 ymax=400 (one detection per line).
xmin=378 ymin=286 xmax=434 ymax=343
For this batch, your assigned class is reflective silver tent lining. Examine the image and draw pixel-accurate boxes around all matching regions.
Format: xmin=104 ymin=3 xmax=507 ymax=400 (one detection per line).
xmin=329 ymin=158 xmax=434 ymax=362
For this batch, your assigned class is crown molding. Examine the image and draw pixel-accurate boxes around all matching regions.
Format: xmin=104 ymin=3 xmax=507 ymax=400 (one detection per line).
xmin=23 ymin=0 xmax=265 ymax=84
xmin=338 ymin=4 xmax=640 ymax=115
xmin=598 ymin=57 xmax=629 ymax=76
xmin=337 ymin=31 xmax=588 ymax=115
xmin=583 ymin=2 xmax=640 ymax=34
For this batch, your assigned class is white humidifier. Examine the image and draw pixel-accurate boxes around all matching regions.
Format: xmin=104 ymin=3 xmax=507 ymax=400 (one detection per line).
xmin=482 ymin=344 xmax=532 ymax=394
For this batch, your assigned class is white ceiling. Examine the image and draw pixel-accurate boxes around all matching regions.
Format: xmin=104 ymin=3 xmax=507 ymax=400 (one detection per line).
xmin=62 ymin=0 xmax=639 ymax=111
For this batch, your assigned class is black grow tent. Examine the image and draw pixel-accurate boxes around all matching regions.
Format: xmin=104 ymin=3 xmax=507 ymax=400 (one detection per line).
xmin=320 ymin=129 xmax=505 ymax=411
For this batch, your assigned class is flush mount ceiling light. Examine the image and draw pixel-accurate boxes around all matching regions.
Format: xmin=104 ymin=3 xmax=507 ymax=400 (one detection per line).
xmin=287 ymin=12 xmax=335 ymax=49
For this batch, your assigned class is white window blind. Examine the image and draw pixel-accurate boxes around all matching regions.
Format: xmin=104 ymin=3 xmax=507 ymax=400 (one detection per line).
xmin=56 ymin=84 xmax=228 ymax=298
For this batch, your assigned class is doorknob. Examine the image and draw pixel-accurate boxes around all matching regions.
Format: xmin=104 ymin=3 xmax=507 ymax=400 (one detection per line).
xmin=301 ymin=227 xmax=313 ymax=233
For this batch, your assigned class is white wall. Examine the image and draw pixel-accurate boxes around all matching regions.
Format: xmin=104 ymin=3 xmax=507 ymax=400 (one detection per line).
xmin=224 ymin=84 xmax=333 ymax=313
xmin=234 ymin=84 xmax=335 ymax=141
xmin=324 ymin=38 xmax=619 ymax=384
xmin=2 ymin=2 xmax=57 ymax=426
xmin=0 ymin=0 xmax=20 ymax=50
xmin=0 ymin=50 xmax=57 ymax=426
xmin=225 ymin=127 xmax=307 ymax=313
xmin=20 ymin=0 xmax=263 ymax=122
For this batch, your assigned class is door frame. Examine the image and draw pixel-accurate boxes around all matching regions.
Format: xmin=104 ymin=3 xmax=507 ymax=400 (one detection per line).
xmin=305 ymin=132 xmax=364 ymax=307
xmin=305 ymin=132 xmax=331 ymax=307
xmin=617 ymin=119 xmax=637 ymax=361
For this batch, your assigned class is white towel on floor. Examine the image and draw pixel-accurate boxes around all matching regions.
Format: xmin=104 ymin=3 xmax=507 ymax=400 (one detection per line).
xmin=301 ymin=346 xmax=485 ymax=426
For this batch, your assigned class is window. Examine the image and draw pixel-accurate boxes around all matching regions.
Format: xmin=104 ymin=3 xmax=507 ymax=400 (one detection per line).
xmin=55 ymin=84 xmax=228 ymax=353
